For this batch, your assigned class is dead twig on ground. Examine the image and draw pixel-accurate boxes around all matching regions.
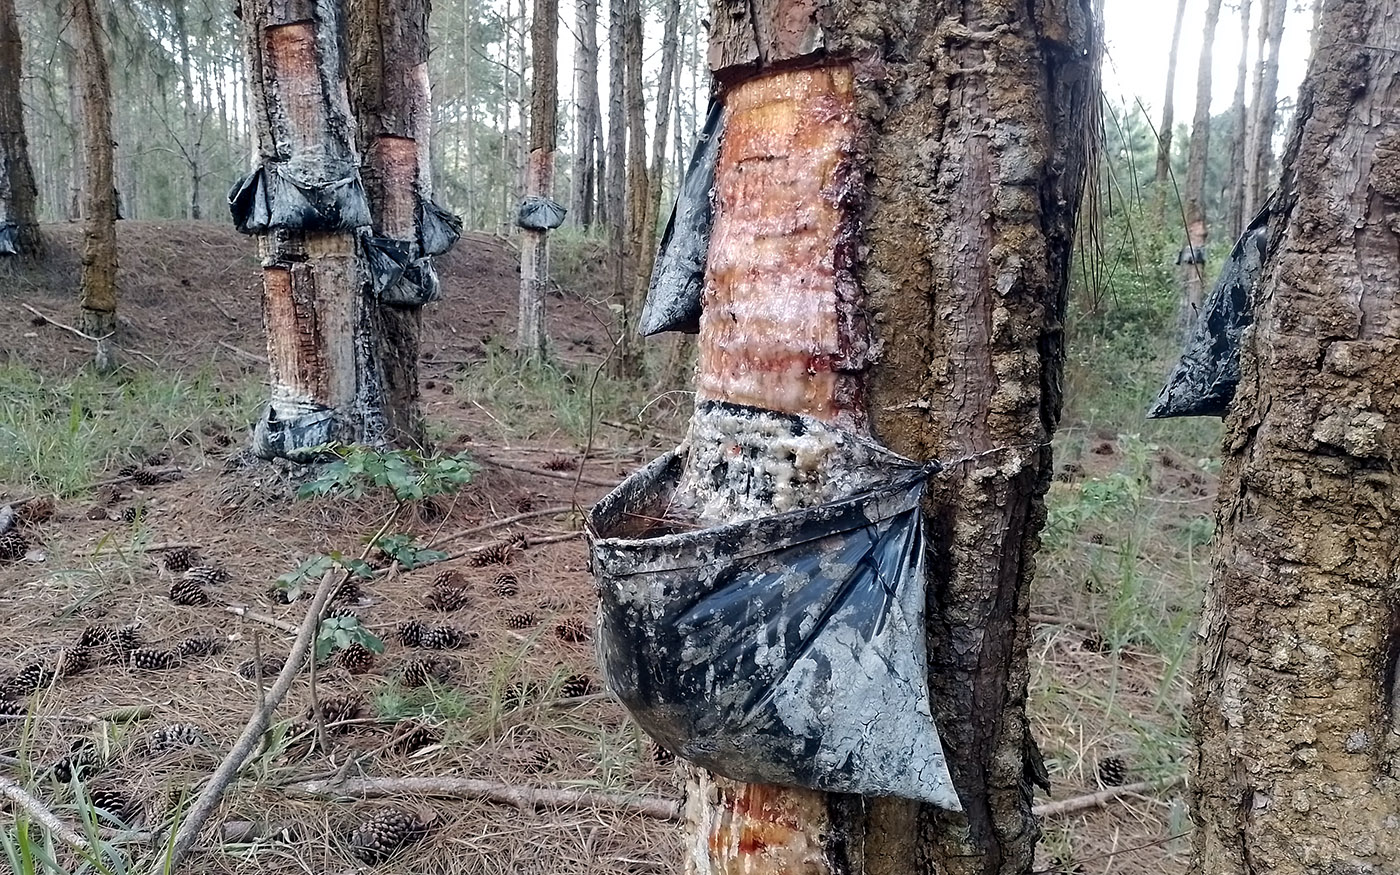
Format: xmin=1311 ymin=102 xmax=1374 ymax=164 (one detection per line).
xmin=438 ymin=531 xmax=580 ymax=564
xmin=1030 ymin=612 xmax=1101 ymax=634
xmin=431 ymin=506 xmax=575 ymax=548
xmin=0 ymin=774 xmax=91 ymax=853
xmin=21 ymin=302 xmax=111 ymax=342
xmin=483 ymin=457 xmax=618 ymax=489
xmin=225 ymin=605 xmax=299 ymax=634
xmin=283 ymin=776 xmax=681 ymax=820
xmin=1032 ymin=776 xmax=1185 ymax=818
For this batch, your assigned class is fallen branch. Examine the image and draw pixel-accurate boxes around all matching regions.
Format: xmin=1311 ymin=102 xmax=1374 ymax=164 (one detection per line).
xmin=22 ymin=302 xmax=111 ymax=342
xmin=216 ymin=341 xmax=262 ymax=363
xmin=438 ymin=531 xmax=580 ymax=564
xmin=225 ymin=605 xmax=300 ymax=634
xmin=483 ymin=457 xmax=619 ymax=489
xmin=284 ymin=776 xmax=681 ymax=821
xmin=1030 ymin=612 xmax=1101 ymax=634
xmin=431 ymin=505 xmax=576 ymax=548
xmin=0 ymin=774 xmax=91 ymax=853
xmin=1032 ymin=776 xmax=1185 ymax=818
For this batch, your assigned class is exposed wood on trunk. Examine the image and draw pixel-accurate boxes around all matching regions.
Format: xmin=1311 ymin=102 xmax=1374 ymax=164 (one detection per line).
xmin=1225 ymin=0 xmax=1253 ymax=237
xmin=71 ymin=0 xmax=118 ymax=372
xmin=1153 ymin=0 xmax=1188 ymax=189
xmin=1181 ymin=0 xmax=1223 ymax=330
xmin=1243 ymin=0 xmax=1286 ymax=222
xmin=570 ymin=0 xmax=599 ymax=228
xmin=0 ymin=0 xmax=40 ymax=258
xmin=1190 ymin=2 xmax=1400 ymax=872
xmin=517 ymin=0 xmax=558 ymax=362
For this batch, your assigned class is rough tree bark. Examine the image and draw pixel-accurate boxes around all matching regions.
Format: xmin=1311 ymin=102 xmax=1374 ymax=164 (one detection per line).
xmin=569 ymin=0 xmax=599 ymax=229
xmin=1225 ymin=0 xmax=1253 ymax=237
xmin=347 ymin=0 xmax=447 ymax=448
xmin=0 ymin=0 xmax=40 ymax=258
xmin=517 ymin=0 xmax=558 ymax=362
xmin=671 ymin=1 xmax=1100 ymax=873
xmin=1190 ymin=1 xmax=1400 ymax=872
xmin=1181 ymin=0 xmax=1223 ymax=329
xmin=1154 ymin=0 xmax=1189 ymax=189
xmin=238 ymin=0 xmax=375 ymax=459
xmin=1243 ymin=0 xmax=1286 ymax=222
xmin=71 ymin=0 xmax=118 ymax=372
xmin=173 ymin=0 xmax=203 ymax=220
xmin=613 ymin=0 xmax=646 ymax=378
xmin=603 ymin=0 xmax=630 ymax=375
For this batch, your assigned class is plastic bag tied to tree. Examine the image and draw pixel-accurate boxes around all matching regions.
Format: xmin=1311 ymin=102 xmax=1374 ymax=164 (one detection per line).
xmin=0 ymin=222 xmax=16 ymax=256
xmin=1149 ymin=200 xmax=1272 ymax=419
xmin=516 ymin=195 xmax=567 ymax=231
xmin=587 ymin=407 xmax=962 ymax=809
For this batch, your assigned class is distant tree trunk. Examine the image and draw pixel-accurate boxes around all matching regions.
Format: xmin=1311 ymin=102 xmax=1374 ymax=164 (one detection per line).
xmin=1243 ymin=0 xmax=1286 ymax=222
xmin=71 ymin=0 xmax=117 ymax=372
xmin=237 ymin=0 xmax=377 ymax=459
xmin=604 ymin=0 xmax=630 ymax=376
xmin=570 ymin=0 xmax=599 ymax=229
xmin=0 ymin=0 xmax=40 ymax=258
xmin=1190 ymin=2 xmax=1400 ymax=872
xmin=1225 ymin=0 xmax=1252 ymax=237
xmin=173 ymin=0 xmax=202 ymax=220
xmin=645 ymin=0 xmax=678 ymax=246
xmin=611 ymin=0 xmax=646 ymax=378
xmin=671 ymin=0 xmax=1100 ymax=872
xmin=1154 ymin=0 xmax=1188 ymax=189
xmin=348 ymin=0 xmax=452 ymax=448
xmin=1181 ymin=0 xmax=1223 ymax=330
xmin=517 ymin=0 xmax=558 ymax=362
xmin=462 ymin=0 xmax=477 ymax=228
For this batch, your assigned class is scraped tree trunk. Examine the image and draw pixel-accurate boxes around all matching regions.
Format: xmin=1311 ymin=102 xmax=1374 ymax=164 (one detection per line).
xmin=238 ymin=0 xmax=376 ymax=459
xmin=0 ymin=0 xmax=39 ymax=259
xmin=516 ymin=0 xmax=557 ymax=363
xmin=1154 ymin=0 xmax=1188 ymax=190
xmin=1243 ymin=0 xmax=1286 ymax=222
xmin=1225 ymin=0 xmax=1252 ymax=237
xmin=71 ymin=0 xmax=117 ymax=372
xmin=569 ymin=0 xmax=599 ymax=229
xmin=672 ymin=1 xmax=1100 ymax=873
xmin=614 ymin=0 xmax=646 ymax=378
xmin=1180 ymin=0 xmax=1222 ymax=331
xmin=1190 ymin=1 xmax=1400 ymax=871
xmin=348 ymin=0 xmax=446 ymax=448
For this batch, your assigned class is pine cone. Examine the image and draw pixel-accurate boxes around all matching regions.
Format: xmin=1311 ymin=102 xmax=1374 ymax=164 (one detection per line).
xmin=0 ymin=697 xmax=27 ymax=717
xmin=1 ymin=663 xmax=54 ymax=698
xmin=522 ymin=748 xmax=553 ymax=773
xmin=347 ymin=808 xmax=427 ymax=865
xmin=169 ymin=577 xmax=210 ymax=606
xmin=396 ymin=621 xmax=427 ymax=647
xmin=490 ymin=572 xmax=520 ymax=598
xmin=76 ymin=625 xmax=114 ymax=649
xmin=109 ymin=625 xmax=144 ymax=658
xmin=542 ymin=455 xmax=576 ymax=471
xmin=387 ymin=720 xmax=442 ymax=755
xmin=336 ymin=644 xmax=375 ymax=675
xmin=237 ymin=655 xmax=286 ymax=682
xmin=419 ymin=625 xmax=474 ymax=650
xmin=504 ymin=612 xmax=536 ymax=630
xmin=130 ymin=468 xmax=161 ymax=487
xmin=559 ymin=674 xmax=596 ymax=698
xmin=162 ymin=546 xmax=200 ymax=573
xmin=182 ymin=564 xmax=230 ymax=587
xmin=0 ymin=530 xmax=29 ymax=562
xmin=117 ymin=464 xmax=139 ymax=478
xmin=650 ymin=741 xmax=676 ymax=765
xmin=120 ymin=505 xmax=147 ymax=524
xmin=146 ymin=723 xmax=204 ymax=754
xmin=129 ymin=648 xmax=181 ymax=671
xmin=331 ymin=577 xmax=362 ymax=606
xmin=51 ymin=748 xmax=102 ymax=784
xmin=501 ymin=681 xmax=541 ymax=710
xmin=315 ymin=692 xmax=367 ymax=732
xmin=554 ymin=618 xmax=591 ymax=643
xmin=468 ymin=541 xmax=514 ymax=567
xmin=53 ymin=646 xmax=99 ymax=678
xmin=16 ymin=495 xmax=55 ymax=526
xmin=431 ymin=569 xmax=467 ymax=590
xmin=1096 ymin=756 xmax=1128 ymax=786
xmin=425 ymin=583 xmax=470 ymax=612
xmin=177 ymin=636 xmax=224 ymax=658
xmin=88 ymin=787 xmax=141 ymax=824
xmin=397 ymin=658 xmax=450 ymax=688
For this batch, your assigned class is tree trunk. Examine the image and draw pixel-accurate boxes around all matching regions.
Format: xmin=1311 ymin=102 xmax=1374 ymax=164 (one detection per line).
xmin=71 ymin=0 xmax=117 ymax=372
xmin=347 ymin=0 xmax=451 ymax=449
xmin=1225 ymin=0 xmax=1252 ymax=237
xmin=0 ymin=0 xmax=39 ymax=258
xmin=612 ymin=0 xmax=646 ymax=378
xmin=645 ymin=0 xmax=678 ymax=253
xmin=1181 ymin=0 xmax=1223 ymax=330
xmin=237 ymin=0 xmax=376 ymax=459
xmin=517 ymin=0 xmax=558 ymax=362
xmin=1154 ymin=0 xmax=1188 ymax=189
xmin=1243 ymin=0 xmax=1286 ymax=222
xmin=173 ymin=0 xmax=202 ymax=220
xmin=1190 ymin=2 xmax=1400 ymax=872
xmin=604 ymin=0 xmax=631 ymax=377
xmin=672 ymin=1 xmax=1100 ymax=873
xmin=570 ymin=0 xmax=599 ymax=229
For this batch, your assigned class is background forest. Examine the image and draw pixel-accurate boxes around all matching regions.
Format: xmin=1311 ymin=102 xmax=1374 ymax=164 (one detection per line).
xmin=0 ymin=0 xmax=1320 ymax=873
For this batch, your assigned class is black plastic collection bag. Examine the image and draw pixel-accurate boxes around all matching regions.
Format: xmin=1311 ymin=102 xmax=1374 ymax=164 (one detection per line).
xmin=362 ymin=235 xmax=441 ymax=306
xmin=228 ymin=163 xmax=372 ymax=234
xmin=517 ymin=196 xmax=567 ymax=231
xmin=420 ymin=199 xmax=463 ymax=256
xmin=639 ymin=100 xmax=724 ymax=336
xmin=0 ymin=222 xmax=16 ymax=256
xmin=1148 ymin=200 xmax=1272 ymax=419
xmin=587 ymin=434 xmax=962 ymax=809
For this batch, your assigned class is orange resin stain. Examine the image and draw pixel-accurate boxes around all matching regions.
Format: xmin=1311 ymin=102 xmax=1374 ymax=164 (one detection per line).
xmin=698 ymin=778 xmax=831 ymax=875
xmin=698 ymin=65 xmax=863 ymax=424
xmin=264 ymin=22 xmax=328 ymax=158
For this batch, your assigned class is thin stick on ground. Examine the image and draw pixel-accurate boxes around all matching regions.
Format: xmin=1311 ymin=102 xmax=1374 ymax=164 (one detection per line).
xmin=483 ymin=457 xmax=619 ymax=489
xmin=438 ymin=531 xmax=579 ymax=564
xmin=0 ymin=774 xmax=91 ymax=853
xmin=1032 ymin=775 xmax=1186 ymax=818
xmin=283 ymin=775 xmax=681 ymax=821
xmin=21 ymin=302 xmax=112 ymax=342
xmin=430 ymin=505 xmax=575 ymax=548
xmin=225 ymin=605 xmax=299 ymax=634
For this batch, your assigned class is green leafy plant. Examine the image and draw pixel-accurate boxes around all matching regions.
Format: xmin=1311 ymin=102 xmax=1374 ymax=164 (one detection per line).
xmin=274 ymin=553 xmax=373 ymax=602
xmin=315 ymin=615 xmax=385 ymax=664
xmin=372 ymin=533 xmax=447 ymax=570
xmin=297 ymin=444 xmax=478 ymax=503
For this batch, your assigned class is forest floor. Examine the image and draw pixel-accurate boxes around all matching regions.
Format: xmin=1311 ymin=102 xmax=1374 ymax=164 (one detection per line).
xmin=0 ymin=221 xmax=1214 ymax=874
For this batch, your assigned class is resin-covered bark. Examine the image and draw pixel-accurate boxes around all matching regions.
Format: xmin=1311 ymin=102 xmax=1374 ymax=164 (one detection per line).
xmin=517 ymin=0 xmax=558 ymax=361
xmin=672 ymin=1 xmax=1100 ymax=873
xmin=1190 ymin=3 xmax=1400 ymax=872
xmin=0 ymin=0 xmax=39 ymax=258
